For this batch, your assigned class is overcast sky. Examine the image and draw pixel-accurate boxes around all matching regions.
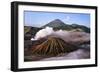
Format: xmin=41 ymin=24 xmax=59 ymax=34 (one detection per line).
xmin=24 ymin=11 xmax=90 ymax=27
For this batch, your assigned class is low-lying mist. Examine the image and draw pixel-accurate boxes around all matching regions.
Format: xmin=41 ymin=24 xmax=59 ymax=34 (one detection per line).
xmin=31 ymin=27 xmax=90 ymax=45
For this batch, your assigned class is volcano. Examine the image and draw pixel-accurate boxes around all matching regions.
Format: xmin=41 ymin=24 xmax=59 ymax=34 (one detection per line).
xmin=42 ymin=19 xmax=68 ymax=28
xmin=41 ymin=19 xmax=90 ymax=32
xmin=32 ymin=37 xmax=78 ymax=56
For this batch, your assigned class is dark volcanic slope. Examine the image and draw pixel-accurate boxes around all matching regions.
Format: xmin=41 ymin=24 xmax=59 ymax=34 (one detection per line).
xmin=32 ymin=37 xmax=78 ymax=56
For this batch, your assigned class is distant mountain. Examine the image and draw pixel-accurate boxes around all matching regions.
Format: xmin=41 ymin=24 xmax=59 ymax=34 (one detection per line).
xmin=24 ymin=26 xmax=42 ymax=40
xmin=42 ymin=19 xmax=73 ymax=30
xmin=42 ymin=19 xmax=90 ymax=33
xmin=24 ymin=26 xmax=41 ymax=35
xmin=71 ymin=24 xmax=90 ymax=33
xmin=42 ymin=19 xmax=68 ymax=28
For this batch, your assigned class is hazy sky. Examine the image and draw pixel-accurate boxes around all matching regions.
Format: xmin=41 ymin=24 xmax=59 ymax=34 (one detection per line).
xmin=24 ymin=11 xmax=90 ymax=27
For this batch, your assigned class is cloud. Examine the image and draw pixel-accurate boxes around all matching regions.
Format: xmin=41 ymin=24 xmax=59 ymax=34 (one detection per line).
xmin=34 ymin=27 xmax=54 ymax=40
xmin=31 ymin=27 xmax=90 ymax=45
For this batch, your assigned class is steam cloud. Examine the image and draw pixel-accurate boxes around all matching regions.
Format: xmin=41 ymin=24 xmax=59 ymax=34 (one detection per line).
xmin=32 ymin=27 xmax=69 ymax=40
xmin=31 ymin=27 xmax=90 ymax=44
xmin=34 ymin=27 xmax=54 ymax=40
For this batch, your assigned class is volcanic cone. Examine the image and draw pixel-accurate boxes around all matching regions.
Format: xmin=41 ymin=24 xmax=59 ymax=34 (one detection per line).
xmin=32 ymin=37 xmax=78 ymax=56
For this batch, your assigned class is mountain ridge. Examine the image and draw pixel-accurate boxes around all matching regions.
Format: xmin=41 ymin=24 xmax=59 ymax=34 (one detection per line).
xmin=41 ymin=19 xmax=90 ymax=32
xmin=24 ymin=19 xmax=90 ymax=40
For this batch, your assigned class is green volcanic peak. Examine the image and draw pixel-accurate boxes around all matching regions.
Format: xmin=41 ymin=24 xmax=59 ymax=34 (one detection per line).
xmin=41 ymin=19 xmax=90 ymax=33
xmin=42 ymin=19 xmax=67 ymax=28
xmin=32 ymin=37 xmax=78 ymax=56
